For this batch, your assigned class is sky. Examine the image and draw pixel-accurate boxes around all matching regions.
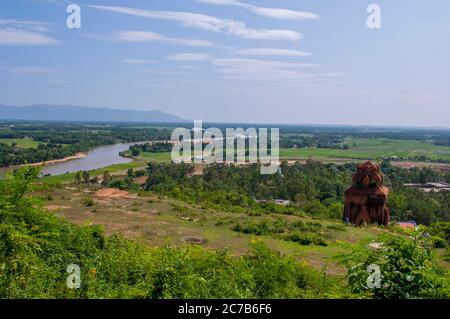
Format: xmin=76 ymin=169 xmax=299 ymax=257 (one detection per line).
xmin=0 ymin=0 xmax=449 ymax=127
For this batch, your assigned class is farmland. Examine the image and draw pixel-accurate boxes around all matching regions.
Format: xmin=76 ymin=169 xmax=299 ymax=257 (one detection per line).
xmin=2 ymin=122 xmax=450 ymax=299
xmin=0 ymin=137 xmax=40 ymax=148
xmin=280 ymin=137 xmax=450 ymax=162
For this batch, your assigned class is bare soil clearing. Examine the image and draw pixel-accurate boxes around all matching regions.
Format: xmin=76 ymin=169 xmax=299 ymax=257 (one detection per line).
xmin=94 ymin=188 xmax=137 ymax=200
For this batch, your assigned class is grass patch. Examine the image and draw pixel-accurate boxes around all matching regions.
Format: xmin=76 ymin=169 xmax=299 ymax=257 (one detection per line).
xmin=280 ymin=137 xmax=450 ymax=161
xmin=0 ymin=137 xmax=40 ymax=148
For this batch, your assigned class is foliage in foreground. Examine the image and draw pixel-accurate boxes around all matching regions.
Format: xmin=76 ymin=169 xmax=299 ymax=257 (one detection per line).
xmin=336 ymin=232 xmax=450 ymax=299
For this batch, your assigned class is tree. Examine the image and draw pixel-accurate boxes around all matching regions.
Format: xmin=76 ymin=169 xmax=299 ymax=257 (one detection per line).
xmin=132 ymin=149 xmax=140 ymax=157
xmin=102 ymin=170 xmax=111 ymax=186
xmin=82 ymin=171 xmax=90 ymax=184
xmin=74 ymin=171 xmax=81 ymax=185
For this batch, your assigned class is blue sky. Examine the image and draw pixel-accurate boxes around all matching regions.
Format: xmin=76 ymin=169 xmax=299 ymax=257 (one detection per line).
xmin=0 ymin=0 xmax=449 ymax=126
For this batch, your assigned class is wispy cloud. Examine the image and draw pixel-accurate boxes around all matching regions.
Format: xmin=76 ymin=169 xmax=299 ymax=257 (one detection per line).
xmin=211 ymin=58 xmax=341 ymax=86
xmin=0 ymin=65 xmax=53 ymax=74
xmin=89 ymin=5 xmax=302 ymax=41
xmin=213 ymin=58 xmax=318 ymax=73
xmin=0 ymin=19 xmax=53 ymax=32
xmin=178 ymin=65 xmax=201 ymax=70
xmin=232 ymin=48 xmax=311 ymax=57
xmin=0 ymin=20 xmax=57 ymax=45
xmin=166 ymin=53 xmax=211 ymax=61
xmin=196 ymin=0 xmax=319 ymax=20
xmin=111 ymin=30 xmax=214 ymax=47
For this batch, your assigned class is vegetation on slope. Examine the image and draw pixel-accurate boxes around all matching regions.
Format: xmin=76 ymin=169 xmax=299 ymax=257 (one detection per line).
xmin=1 ymin=167 xmax=448 ymax=298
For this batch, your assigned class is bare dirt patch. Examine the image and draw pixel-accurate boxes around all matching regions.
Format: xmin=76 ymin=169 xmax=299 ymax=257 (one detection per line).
xmin=135 ymin=176 xmax=147 ymax=185
xmin=182 ymin=236 xmax=205 ymax=245
xmin=94 ymin=188 xmax=137 ymax=200
xmin=46 ymin=205 xmax=70 ymax=211
xmin=391 ymin=161 xmax=450 ymax=172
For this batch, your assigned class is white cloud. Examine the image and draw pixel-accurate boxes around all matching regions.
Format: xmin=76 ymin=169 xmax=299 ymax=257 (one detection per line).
xmin=0 ymin=28 xmax=57 ymax=45
xmin=0 ymin=20 xmax=57 ymax=45
xmin=0 ymin=19 xmax=53 ymax=32
xmin=115 ymin=31 xmax=163 ymax=42
xmin=248 ymin=7 xmax=319 ymax=21
xmin=233 ymin=48 xmax=311 ymax=57
xmin=213 ymin=58 xmax=318 ymax=70
xmin=178 ymin=65 xmax=201 ymax=70
xmin=112 ymin=30 xmax=214 ymax=47
xmin=196 ymin=0 xmax=319 ymax=20
xmin=211 ymin=58 xmax=341 ymax=85
xmin=167 ymin=53 xmax=211 ymax=61
xmin=90 ymin=5 xmax=302 ymax=41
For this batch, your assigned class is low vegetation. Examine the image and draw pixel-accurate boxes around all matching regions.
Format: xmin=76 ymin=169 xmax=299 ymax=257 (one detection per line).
xmin=1 ymin=167 xmax=448 ymax=299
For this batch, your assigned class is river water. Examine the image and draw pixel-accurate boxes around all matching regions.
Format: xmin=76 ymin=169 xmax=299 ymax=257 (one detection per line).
xmin=41 ymin=143 xmax=137 ymax=176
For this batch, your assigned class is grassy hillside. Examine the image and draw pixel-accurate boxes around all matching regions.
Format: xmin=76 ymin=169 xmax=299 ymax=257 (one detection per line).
xmin=1 ymin=167 xmax=448 ymax=298
xmin=44 ymin=184 xmax=382 ymax=273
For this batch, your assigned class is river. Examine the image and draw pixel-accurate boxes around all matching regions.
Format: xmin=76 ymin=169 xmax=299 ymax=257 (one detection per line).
xmin=41 ymin=142 xmax=137 ymax=176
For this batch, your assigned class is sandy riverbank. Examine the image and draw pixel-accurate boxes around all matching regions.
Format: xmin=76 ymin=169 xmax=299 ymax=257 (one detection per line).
xmin=28 ymin=152 xmax=87 ymax=167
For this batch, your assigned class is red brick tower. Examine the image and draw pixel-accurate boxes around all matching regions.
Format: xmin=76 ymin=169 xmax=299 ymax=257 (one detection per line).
xmin=343 ymin=161 xmax=390 ymax=226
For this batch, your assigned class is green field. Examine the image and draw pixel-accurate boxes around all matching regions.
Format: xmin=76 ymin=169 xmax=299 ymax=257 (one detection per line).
xmin=40 ymin=161 xmax=148 ymax=184
xmin=129 ymin=138 xmax=450 ymax=163
xmin=0 ymin=137 xmax=40 ymax=148
xmin=137 ymin=151 xmax=172 ymax=162
xmin=280 ymin=137 xmax=450 ymax=161
xmin=46 ymin=183 xmax=381 ymax=273
xmin=36 ymin=137 xmax=450 ymax=184
xmin=38 ymin=152 xmax=170 ymax=184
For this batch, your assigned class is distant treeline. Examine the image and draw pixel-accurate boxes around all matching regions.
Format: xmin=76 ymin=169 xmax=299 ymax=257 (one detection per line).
xmin=280 ymin=133 xmax=345 ymax=149
xmin=129 ymin=142 xmax=173 ymax=156
xmin=0 ymin=123 xmax=172 ymax=166
xmin=136 ymin=160 xmax=450 ymax=225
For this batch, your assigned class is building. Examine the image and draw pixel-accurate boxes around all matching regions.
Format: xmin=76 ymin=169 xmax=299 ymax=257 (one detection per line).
xmin=404 ymin=182 xmax=450 ymax=193
xmin=343 ymin=161 xmax=390 ymax=226
xmin=396 ymin=220 xmax=418 ymax=230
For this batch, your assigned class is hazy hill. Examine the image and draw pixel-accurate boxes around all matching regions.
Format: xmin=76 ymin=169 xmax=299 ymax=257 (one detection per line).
xmin=0 ymin=104 xmax=187 ymax=123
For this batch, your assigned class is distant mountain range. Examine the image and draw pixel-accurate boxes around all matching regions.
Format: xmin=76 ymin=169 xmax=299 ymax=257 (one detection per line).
xmin=0 ymin=104 xmax=187 ymax=123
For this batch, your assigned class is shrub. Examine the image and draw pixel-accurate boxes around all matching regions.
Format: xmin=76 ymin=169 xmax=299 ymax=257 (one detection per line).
xmin=290 ymin=220 xmax=323 ymax=233
xmin=232 ymin=219 xmax=287 ymax=235
xmin=284 ymin=232 xmax=328 ymax=246
xmin=82 ymin=196 xmax=94 ymax=207
xmin=432 ymin=236 xmax=447 ymax=248
xmin=170 ymin=203 xmax=188 ymax=213
xmin=336 ymin=232 xmax=450 ymax=299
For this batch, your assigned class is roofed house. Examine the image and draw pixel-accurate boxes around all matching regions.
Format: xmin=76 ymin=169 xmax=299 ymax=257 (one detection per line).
xmin=397 ymin=220 xmax=418 ymax=230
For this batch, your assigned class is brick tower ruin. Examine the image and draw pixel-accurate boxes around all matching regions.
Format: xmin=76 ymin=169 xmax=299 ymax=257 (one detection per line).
xmin=343 ymin=161 xmax=390 ymax=226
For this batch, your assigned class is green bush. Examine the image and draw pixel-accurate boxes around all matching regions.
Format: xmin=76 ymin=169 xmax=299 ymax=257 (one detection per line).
xmin=290 ymin=220 xmax=323 ymax=233
xmin=336 ymin=232 xmax=450 ymax=299
xmin=428 ymin=222 xmax=450 ymax=245
xmin=81 ymin=196 xmax=94 ymax=207
xmin=432 ymin=236 xmax=448 ymax=248
xmin=283 ymin=232 xmax=328 ymax=246
xmin=232 ymin=219 xmax=287 ymax=235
